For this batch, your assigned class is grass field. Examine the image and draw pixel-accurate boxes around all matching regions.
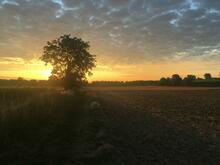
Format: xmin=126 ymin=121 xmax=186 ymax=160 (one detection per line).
xmin=0 ymin=86 xmax=219 ymax=164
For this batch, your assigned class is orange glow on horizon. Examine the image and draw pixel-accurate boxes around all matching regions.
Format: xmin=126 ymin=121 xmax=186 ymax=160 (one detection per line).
xmin=0 ymin=58 xmax=220 ymax=81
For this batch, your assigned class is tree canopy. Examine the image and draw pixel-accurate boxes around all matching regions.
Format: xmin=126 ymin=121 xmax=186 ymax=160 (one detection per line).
xmin=171 ymin=74 xmax=182 ymax=85
xmin=204 ymin=73 xmax=212 ymax=80
xmin=183 ymin=75 xmax=196 ymax=85
xmin=41 ymin=34 xmax=96 ymax=90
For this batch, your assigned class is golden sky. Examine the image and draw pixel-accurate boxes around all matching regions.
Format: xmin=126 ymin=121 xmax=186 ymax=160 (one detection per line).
xmin=0 ymin=0 xmax=220 ymax=80
xmin=0 ymin=56 xmax=219 ymax=81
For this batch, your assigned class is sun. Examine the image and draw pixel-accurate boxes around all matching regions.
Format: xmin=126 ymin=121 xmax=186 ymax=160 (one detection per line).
xmin=41 ymin=69 xmax=52 ymax=79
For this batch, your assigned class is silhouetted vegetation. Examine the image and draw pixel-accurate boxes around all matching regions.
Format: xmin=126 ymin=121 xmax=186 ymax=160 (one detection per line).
xmin=41 ymin=34 xmax=96 ymax=91
xmin=160 ymin=73 xmax=220 ymax=87
xmin=171 ymin=74 xmax=182 ymax=85
xmin=0 ymin=88 xmax=93 ymax=164
xmin=0 ymin=79 xmax=49 ymax=87
xmin=90 ymin=80 xmax=159 ymax=87
xmin=1 ymin=74 xmax=220 ymax=88
xmin=183 ymin=74 xmax=196 ymax=85
xmin=204 ymin=73 xmax=212 ymax=80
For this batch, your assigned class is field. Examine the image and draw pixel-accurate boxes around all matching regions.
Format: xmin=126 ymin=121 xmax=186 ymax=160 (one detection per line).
xmin=0 ymin=86 xmax=220 ymax=164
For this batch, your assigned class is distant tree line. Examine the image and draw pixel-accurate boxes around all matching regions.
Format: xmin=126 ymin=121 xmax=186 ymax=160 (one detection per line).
xmin=0 ymin=78 xmax=49 ymax=87
xmin=90 ymin=80 xmax=159 ymax=87
xmin=0 ymin=77 xmax=78 ymax=88
xmin=0 ymin=73 xmax=219 ymax=87
xmin=160 ymin=73 xmax=220 ymax=87
xmin=0 ymin=78 xmax=159 ymax=87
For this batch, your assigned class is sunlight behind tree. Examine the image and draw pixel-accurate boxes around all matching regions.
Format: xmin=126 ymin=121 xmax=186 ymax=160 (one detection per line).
xmin=41 ymin=34 xmax=96 ymax=90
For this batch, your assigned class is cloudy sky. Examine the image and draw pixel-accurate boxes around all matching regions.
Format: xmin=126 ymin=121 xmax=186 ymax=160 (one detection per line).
xmin=0 ymin=0 xmax=220 ymax=80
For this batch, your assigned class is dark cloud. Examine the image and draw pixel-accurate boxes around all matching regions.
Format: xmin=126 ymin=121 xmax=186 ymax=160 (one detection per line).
xmin=0 ymin=0 xmax=220 ymax=64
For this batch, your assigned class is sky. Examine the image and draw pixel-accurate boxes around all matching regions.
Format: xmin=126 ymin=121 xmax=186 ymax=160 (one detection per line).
xmin=0 ymin=0 xmax=220 ymax=81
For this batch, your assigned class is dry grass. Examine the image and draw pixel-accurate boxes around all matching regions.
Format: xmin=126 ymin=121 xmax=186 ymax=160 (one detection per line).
xmin=0 ymin=88 xmax=98 ymax=164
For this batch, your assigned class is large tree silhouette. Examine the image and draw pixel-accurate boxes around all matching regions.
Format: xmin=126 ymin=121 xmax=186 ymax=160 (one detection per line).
xmin=41 ymin=34 xmax=96 ymax=90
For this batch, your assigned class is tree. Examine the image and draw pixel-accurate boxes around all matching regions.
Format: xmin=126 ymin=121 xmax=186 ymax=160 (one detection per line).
xmin=17 ymin=77 xmax=25 ymax=81
xmin=204 ymin=73 xmax=212 ymax=80
xmin=41 ymin=34 xmax=96 ymax=90
xmin=183 ymin=74 xmax=196 ymax=85
xmin=171 ymin=74 xmax=182 ymax=85
xmin=159 ymin=77 xmax=169 ymax=85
